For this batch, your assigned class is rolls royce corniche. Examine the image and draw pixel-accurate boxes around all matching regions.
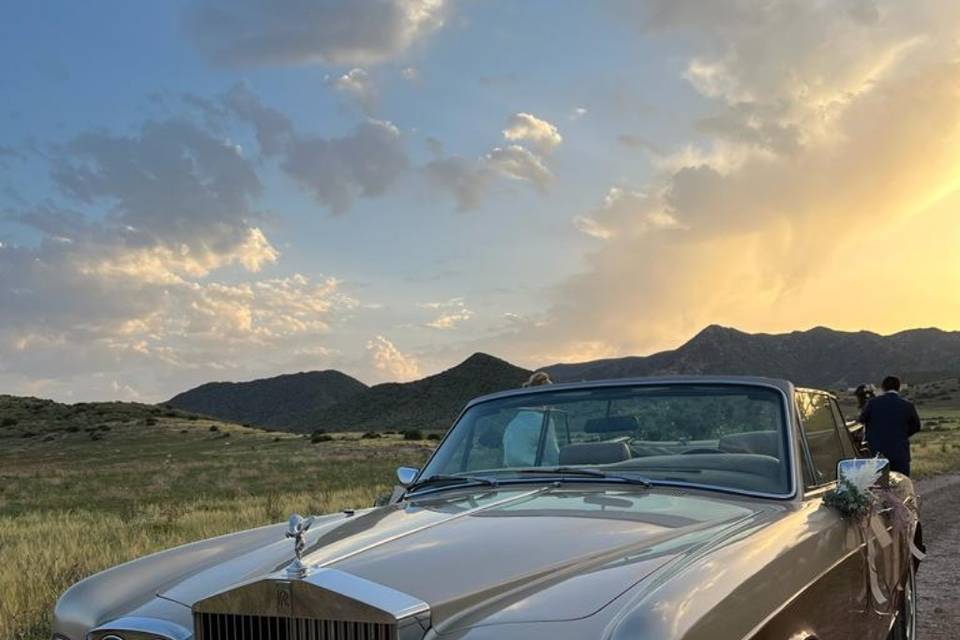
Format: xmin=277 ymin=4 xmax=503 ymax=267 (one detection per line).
xmin=53 ymin=377 xmax=920 ymax=640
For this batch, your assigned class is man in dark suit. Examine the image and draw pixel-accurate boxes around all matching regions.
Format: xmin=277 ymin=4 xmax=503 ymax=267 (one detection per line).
xmin=858 ymin=376 xmax=922 ymax=476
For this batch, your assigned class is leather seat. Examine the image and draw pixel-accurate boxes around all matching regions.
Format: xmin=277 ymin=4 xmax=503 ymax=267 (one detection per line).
xmin=559 ymin=442 xmax=631 ymax=466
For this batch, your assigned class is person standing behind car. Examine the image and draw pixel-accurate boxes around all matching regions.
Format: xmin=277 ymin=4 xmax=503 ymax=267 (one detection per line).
xmin=859 ymin=376 xmax=922 ymax=476
xmin=854 ymin=384 xmax=875 ymax=411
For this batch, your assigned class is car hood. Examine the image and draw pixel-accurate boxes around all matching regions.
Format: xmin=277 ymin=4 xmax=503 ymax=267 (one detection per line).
xmin=155 ymin=485 xmax=776 ymax=630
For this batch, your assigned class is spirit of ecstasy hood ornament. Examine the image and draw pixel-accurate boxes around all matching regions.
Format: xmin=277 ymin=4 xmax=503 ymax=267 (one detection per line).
xmin=285 ymin=513 xmax=317 ymax=578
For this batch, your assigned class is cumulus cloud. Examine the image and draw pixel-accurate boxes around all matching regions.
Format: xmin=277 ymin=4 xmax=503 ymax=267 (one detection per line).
xmin=50 ymin=119 xmax=267 ymax=252
xmin=425 ymin=155 xmax=494 ymax=211
xmin=366 ymin=335 xmax=421 ymax=381
xmin=426 ymin=142 xmax=554 ymax=210
xmin=484 ymin=145 xmax=552 ymax=191
xmin=573 ymin=216 xmax=614 ymax=240
xmin=186 ymin=0 xmax=448 ymax=67
xmin=0 ymin=214 xmax=356 ymax=398
xmin=502 ymin=113 xmax=563 ymax=153
xmin=0 ymin=95 xmax=370 ymax=400
xmin=282 ymin=119 xmax=408 ymax=214
xmin=328 ymin=68 xmax=377 ymax=114
xmin=222 ymin=85 xmax=409 ymax=214
xmin=501 ymin=0 xmax=960 ymax=361
xmin=221 ymin=85 xmax=294 ymax=155
xmin=421 ymin=297 xmax=474 ymax=329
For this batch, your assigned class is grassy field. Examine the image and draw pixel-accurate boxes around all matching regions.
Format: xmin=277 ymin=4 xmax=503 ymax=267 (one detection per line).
xmin=2 ymin=380 xmax=960 ymax=640
xmin=836 ymin=378 xmax=960 ymax=477
xmin=0 ymin=406 xmax=434 ymax=640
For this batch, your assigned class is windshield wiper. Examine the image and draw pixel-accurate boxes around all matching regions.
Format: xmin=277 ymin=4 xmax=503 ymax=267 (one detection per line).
xmin=406 ymin=474 xmax=498 ymax=494
xmin=514 ymin=467 xmax=653 ymax=488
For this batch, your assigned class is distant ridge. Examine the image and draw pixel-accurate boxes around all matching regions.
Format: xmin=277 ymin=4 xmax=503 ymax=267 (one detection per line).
xmin=162 ymin=326 xmax=960 ymax=433
xmin=300 ymin=353 xmax=532 ymax=432
xmin=543 ymin=325 xmax=960 ymax=388
xmin=167 ymin=370 xmax=367 ymax=428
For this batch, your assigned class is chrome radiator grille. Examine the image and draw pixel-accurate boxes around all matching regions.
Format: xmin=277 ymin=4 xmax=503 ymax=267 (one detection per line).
xmin=194 ymin=612 xmax=397 ymax=640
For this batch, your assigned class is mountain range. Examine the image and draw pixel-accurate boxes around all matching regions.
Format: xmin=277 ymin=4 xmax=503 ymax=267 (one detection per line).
xmin=543 ymin=325 xmax=960 ymax=386
xmin=167 ymin=370 xmax=368 ymax=429
xmin=168 ymin=353 xmax=531 ymax=433
xmin=164 ymin=325 xmax=960 ymax=432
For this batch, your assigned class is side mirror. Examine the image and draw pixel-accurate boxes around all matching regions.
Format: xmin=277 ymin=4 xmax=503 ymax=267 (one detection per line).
xmin=396 ymin=466 xmax=419 ymax=487
xmin=837 ymin=457 xmax=889 ymax=488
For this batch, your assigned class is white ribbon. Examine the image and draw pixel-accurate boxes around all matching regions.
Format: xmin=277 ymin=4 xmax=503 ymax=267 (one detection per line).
xmin=865 ymin=514 xmax=892 ymax=606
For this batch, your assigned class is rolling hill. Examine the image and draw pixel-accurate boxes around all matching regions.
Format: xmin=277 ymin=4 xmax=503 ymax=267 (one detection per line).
xmin=0 ymin=393 xmax=226 ymax=440
xmin=543 ymin=325 xmax=960 ymax=388
xmin=299 ymin=353 xmax=532 ymax=432
xmin=167 ymin=370 xmax=368 ymax=428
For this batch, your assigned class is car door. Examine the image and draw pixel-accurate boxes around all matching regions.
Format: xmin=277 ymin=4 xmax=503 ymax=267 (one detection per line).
xmin=829 ymin=396 xmax=906 ymax=629
xmin=796 ymin=390 xmax=890 ymax=640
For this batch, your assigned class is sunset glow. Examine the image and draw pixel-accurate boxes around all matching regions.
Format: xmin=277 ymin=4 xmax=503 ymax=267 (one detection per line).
xmin=2 ymin=1 xmax=959 ymax=401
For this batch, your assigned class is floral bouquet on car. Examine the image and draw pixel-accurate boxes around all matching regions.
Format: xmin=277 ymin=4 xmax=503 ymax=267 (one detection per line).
xmin=824 ymin=457 xmax=886 ymax=518
xmin=824 ymin=457 xmax=924 ymax=608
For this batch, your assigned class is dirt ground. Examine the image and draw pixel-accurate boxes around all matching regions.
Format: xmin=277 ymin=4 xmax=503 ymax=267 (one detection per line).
xmin=916 ymin=472 xmax=960 ymax=639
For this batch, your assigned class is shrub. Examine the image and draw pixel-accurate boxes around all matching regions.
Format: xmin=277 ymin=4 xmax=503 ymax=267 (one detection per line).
xmin=187 ymin=415 xmax=199 ymax=421
xmin=145 ymin=417 xmax=158 ymax=426
xmin=209 ymin=425 xmax=219 ymax=432
xmin=427 ymin=433 xmax=441 ymax=441
xmin=65 ymin=425 xmax=80 ymax=433
xmin=311 ymin=433 xmax=334 ymax=443
xmin=312 ymin=429 xmax=327 ymax=436
xmin=1 ymin=417 xmax=18 ymax=427
xmin=361 ymin=432 xmax=381 ymax=439
xmin=403 ymin=429 xmax=424 ymax=441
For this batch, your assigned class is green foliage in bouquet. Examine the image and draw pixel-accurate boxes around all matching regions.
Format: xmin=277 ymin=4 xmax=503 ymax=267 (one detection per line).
xmin=824 ymin=478 xmax=876 ymax=519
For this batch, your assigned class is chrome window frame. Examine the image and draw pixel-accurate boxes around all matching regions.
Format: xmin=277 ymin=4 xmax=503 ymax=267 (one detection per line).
xmin=795 ymin=388 xmax=857 ymax=495
xmin=412 ymin=379 xmax=799 ymax=502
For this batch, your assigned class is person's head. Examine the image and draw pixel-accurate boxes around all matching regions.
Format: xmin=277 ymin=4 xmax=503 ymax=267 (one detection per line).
xmin=881 ymin=376 xmax=902 ymax=392
xmin=523 ymin=371 xmax=553 ymax=387
xmin=854 ymin=384 xmax=872 ymax=408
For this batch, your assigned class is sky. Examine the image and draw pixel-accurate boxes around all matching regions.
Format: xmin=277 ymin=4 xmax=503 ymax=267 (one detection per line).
xmin=2 ymin=0 xmax=959 ymax=402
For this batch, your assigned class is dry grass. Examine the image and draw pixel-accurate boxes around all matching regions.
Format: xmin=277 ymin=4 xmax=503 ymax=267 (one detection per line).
xmin=3 ymin=383 xmax=960 ymax=640
xmin=0 ymin=417 xmax=432 ymax=640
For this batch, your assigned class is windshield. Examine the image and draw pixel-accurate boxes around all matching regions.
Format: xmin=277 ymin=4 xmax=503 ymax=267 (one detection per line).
xmin=420 ymin=383 xmax=792 ymax=496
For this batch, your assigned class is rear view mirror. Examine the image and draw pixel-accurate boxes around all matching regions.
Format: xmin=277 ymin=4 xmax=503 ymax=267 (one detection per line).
xmin=396 ymin=466 xmax=419 ymax=487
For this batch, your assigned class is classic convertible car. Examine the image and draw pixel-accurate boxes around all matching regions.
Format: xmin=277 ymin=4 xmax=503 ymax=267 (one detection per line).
xmin=54 ymin=377 xmax=920 ymax=640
